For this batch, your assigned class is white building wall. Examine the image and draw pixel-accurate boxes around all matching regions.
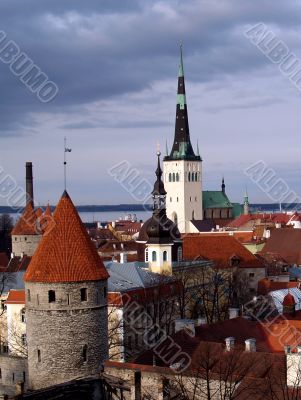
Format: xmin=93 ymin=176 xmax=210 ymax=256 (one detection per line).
xmin=147 ymin=244 xmax=173 ymax=275
xmin=163 ymin=160 xmax=202 ymax=233
xmin=6 ymin=303 xmax=26 ymax=357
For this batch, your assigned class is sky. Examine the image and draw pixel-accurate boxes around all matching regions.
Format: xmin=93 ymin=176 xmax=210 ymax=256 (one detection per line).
xmin=1 ymin=0 xmax=301 ymax=206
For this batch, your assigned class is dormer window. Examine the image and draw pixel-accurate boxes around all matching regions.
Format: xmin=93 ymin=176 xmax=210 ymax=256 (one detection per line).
xmin=229 ymin=255 xmax=240 ymax=267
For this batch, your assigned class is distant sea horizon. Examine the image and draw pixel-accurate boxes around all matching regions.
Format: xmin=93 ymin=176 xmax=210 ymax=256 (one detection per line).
xmin=2 ymin=203 xmax=301 ymax=223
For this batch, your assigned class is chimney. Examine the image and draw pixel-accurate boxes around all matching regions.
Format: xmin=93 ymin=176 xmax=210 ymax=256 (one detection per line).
xmin=120 ymin=252 xmax=127 ymax=264
xmin=245 ymin=338 xmax=256 ymax=352
xmin=225 ymin=337 xmax=235 ymax=351
xmin=26 ymin=162 xmax=34 ymax=207
xmin=229 ymin=307 xmax=239 ymax=319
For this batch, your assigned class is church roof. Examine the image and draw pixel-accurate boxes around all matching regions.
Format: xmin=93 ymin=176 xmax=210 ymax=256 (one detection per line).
xmin=24 ymin=191 xmax=109 ymax=283
xmin=11 ymin=203 xmax=39 ymax=235
xmin=203 ymin=191 xmax=233 ymax=210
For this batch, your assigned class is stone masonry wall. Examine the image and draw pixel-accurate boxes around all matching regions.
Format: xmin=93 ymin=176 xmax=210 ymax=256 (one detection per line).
xmin=12 ymin=235 xmax=41 ymax=257
xmin=25 ymin=280 xmax=108 ymax=390
xmin=0 ymin=354 xmax=28 ymax=397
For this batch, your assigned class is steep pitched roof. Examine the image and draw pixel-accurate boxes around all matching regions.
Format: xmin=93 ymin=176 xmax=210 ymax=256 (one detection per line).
xmin=203 ymin=191 xmax=233 ymax=209
xmin=11 ymin=203 xmax=39 ymax=235
xmin=260 ymin=229 xmax=301 ymax=265
xmin=24 ymin=191 xmax=109 ymax=283
xmin=183 ymin=234 xmax=265 ymax=269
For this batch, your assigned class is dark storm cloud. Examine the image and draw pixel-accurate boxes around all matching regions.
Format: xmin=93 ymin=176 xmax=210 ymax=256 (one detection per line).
xmin=0 ymin=0 xmax=301 ymax=137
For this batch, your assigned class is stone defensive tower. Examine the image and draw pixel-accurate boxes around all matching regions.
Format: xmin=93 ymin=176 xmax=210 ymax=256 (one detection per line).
xmin=24 ymin=191 xmax=109 ymax=390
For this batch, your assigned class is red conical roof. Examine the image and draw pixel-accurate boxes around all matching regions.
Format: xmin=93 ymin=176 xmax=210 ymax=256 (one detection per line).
xmin=24 ymin=191 xmax=109 ymax=283
xmin=12 ymin=203 xmax=39 ymax=235
xmin=283 ymin=291 xmax=296 ymax=307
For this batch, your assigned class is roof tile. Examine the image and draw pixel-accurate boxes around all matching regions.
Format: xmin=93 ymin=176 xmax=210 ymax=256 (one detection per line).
xmin=24 ymin=191 xmax=109 ymax=283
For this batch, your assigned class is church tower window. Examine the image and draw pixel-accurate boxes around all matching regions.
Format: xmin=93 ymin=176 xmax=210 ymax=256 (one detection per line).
xmin=152 ymin=251 xmax=157 ymax=262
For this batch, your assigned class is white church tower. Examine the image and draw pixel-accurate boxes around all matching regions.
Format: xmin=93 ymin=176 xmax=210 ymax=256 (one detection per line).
xmin=163 ymin=46 xmax=203 ymax=233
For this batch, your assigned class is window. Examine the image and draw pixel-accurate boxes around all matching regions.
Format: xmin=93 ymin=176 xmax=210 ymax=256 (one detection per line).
xmin=177 ymin=247 xmax=183 ymax=262
xmin=195 ymin=197 xmax=197 ymax=202
xmin=170 ymin=197 xmax=172 ymax=202
xmin=38 ymin=349 xmax=41 ymax=362
xmin=20 ymin=308 xmax=26 ymax=323
xmin=48 ymin=290 xmax=55 ymax=303
xmin=83 ymin=345 xmax=87 ymax=362
xmin=169 ymin=173 xmax=172 ymax=182
xmin=163 ymin=251 xmax=168 ymax=262
xmin=192 ymin=210 xmax=195 ymax=220
xmin=176 ymin=173 xmax=179 ymax=182
xmin=12 ymin=373 xmax=14 ymax=382
xmin=172 ymin=173 xmax=175 ymax=182
xmin=249 ymin=273 xmax=255 ymax=278
xmin=37 ymin=294 xmax=39 ymax=305
xmin=24 ymin=237 xmax=27 ymax=241
xmin=190 ymin=197 xmax=192 ymax=202
xmin=177 ymin=197 xmax=179 ymax=202
xmin=27 ymin=289 xmax=31 ymax=302
xmin=152 ymin=251 xmax=157 ymax=262
xmin=0 ymin=368 xmax=2 ymax=379
xmin=103 ymin=287 xmax=107 ymax=298
xmin=21 ymin=334 xmax=27 ymax=346
xmin=67 ymin=294 xmax=70 ymax=305
xmin=23 ymin=371 xmax=26 ymax=382
xmin=80 ymin=288 xmax=87 ymax=302
xmin=145 ymin=248 xmax=149 ymax=262
xmin=188 ymin=172 xmax=191 ymax=181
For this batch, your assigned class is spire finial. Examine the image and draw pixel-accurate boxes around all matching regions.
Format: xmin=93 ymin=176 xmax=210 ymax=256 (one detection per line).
xmin=221 ymin=176 xmax=225 ymax=193
xmin=64 ymin=137 xmax=72 ymax=191
xmin=165 ymin=140 xmax=169 ymax=156
xmin=196 ymin=140 xmax=200 ymax=156
xmin=179 ymin=43 xmax=184 ymax=77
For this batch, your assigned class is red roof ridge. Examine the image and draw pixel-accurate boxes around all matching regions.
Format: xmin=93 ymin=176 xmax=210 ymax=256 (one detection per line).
xmin=24 ymin=191 xmax=109 ymax=283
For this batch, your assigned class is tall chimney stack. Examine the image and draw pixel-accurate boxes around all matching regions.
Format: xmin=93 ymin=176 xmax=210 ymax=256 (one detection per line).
xmin=26 ymin=162 xmax=34 ymax=207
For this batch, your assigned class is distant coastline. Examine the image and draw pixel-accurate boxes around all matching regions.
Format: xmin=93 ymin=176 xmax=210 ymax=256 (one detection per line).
xmin=0 ymin=203 xmax=300 ymax=214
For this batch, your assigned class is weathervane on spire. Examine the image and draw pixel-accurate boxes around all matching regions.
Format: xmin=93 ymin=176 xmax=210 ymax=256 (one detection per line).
xmin=64 ymin=137 xmax=72 ymax=191
xmin=156 ymin=141 xmax=161 ymax=156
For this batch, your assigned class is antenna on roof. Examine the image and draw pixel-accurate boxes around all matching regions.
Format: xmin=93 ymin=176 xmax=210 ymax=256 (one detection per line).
xmin=64 ymin=137 xmax=72 ymax=191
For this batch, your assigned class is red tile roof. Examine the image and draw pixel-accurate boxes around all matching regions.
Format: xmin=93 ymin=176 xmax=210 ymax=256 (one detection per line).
xmin=283 ymin=291 xmax=296 ymax=306
xmin=24 ymin=191 xmax=109 ymax=283
xmin=183 ymin=234 xmax=265 ymax=269
xmin=11 ymin=203 xmax=39 ymax=235
xmin=257 ymin=278 xmax=299 ymax=296
xmin=260 ymin=229 xmax=301 ymax=265
xmin=35 ymin=208 xmax=43 ymax=218
xmin=6 ymin=290 xmax=25 ymax=304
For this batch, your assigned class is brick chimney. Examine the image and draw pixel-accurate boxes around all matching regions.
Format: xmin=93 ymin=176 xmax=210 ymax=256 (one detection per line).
xmin=26 ymin=162 xmax=34 ymax=207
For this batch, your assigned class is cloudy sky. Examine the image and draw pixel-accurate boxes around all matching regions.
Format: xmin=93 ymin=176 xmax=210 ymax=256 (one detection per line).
xmin=1 ymin=0 xmax=301 ymax=206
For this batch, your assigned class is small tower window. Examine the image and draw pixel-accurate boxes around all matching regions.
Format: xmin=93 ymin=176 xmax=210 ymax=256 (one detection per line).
xmin=176 ymin=173 xmax=179 ymax=182
xmin=103 ymin=286 xmax=107 ymax=298
xmin=177 ymin=197 xmax=179 ymax=202
xmin=188 ymin=172 xmax=191 ymax=181
xmin=145 ymin=248 xmax=149 ymax=262
xmin=172 ymin=173 xmax=175 ymax=182
xmin=37 ymin=349 xmax=41 ymax=362
xmin=21 ymin=334 xmax=27 ymax=346
xmin=20 ymin=308 xmax=26 ymax=323
xmin=152 ymin=251 xmax=157 ymax=262
xmin=83 ymin=345 xmax=87 ymax=362
xmin=48 ymin=290 xmax=55 ymax=303
xmin=163 ymin=251 xmax=168 ymax=262
xmin=80 ymin=288 xmax=87 ymax=302
xmin=169 ymin=173 xmax=172 ymax=182
xmin=170 ymin=197 xmax=172 ymax=203
xmin=27 ymin=289 xmax=31 ymax=302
